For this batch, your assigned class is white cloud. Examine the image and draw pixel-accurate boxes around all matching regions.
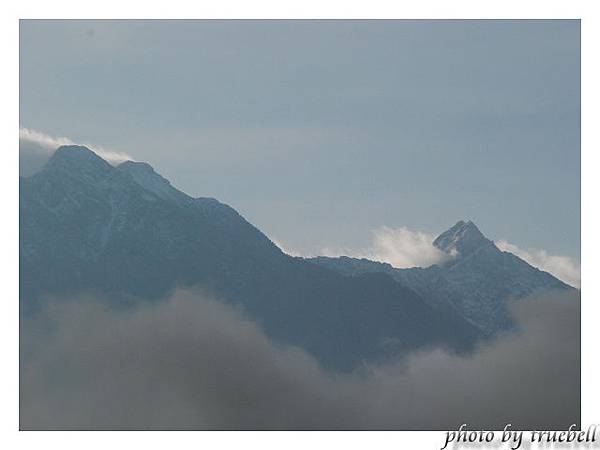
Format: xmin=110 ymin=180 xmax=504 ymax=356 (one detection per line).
xmin=320 ymin=226 xmax=450 ymax=269
xmin=20 ymin=128 xmax=74 ymax=150
xmin=365 ymin=226 xmax=450 ymax=268
xmin=496 ymin=240 xmax=580 ymax=288
xmin=19 ymin=128 xmax=133 ymax=176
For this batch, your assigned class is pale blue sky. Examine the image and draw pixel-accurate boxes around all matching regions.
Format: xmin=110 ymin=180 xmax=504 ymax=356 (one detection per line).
xmin=20 ymin=20 xmax=580 ymax=260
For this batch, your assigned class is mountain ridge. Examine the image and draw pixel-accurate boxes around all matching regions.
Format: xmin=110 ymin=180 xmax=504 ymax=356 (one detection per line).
xmin=21 ymin=145 xmax=484 ymax=371
xmin=309 ymin=219 xmax=573 ymax=333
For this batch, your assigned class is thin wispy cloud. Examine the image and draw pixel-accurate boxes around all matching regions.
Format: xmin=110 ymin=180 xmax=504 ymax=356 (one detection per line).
xmin=19 ymin=128 xmax=133 ymax=176
xmin=496 ymin=240 xmax=580 ymax=288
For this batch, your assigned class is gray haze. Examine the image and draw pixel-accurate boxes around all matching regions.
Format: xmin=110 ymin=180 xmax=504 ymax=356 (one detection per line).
xmin=19 ymin=20 xmax=580 ymax=260
xmin=20 ymin=289 xmax=580 ymax=430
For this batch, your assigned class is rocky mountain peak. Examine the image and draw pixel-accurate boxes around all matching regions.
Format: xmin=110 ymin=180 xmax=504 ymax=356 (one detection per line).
xmin=48 ymin=145 xmax=112 ymax=170
xmin=43 ymin=145 xmax=114 ymax=184
xmin=433 ymin=220 xmax=491 ymax=257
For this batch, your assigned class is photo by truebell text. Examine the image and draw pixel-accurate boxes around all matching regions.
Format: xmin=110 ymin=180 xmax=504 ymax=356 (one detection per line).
xmin=441 ymin=424 xmax=598 ymax=450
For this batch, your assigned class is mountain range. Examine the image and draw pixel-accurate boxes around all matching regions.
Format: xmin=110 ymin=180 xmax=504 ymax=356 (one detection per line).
xmin=20 ymin=145 xmax=574 ymax=371
xmin=311 ymin=220 xmax=571 ymax=333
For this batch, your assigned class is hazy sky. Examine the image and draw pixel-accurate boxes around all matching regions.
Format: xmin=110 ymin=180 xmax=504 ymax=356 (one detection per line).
xmin=19 ymin=20 xmax=580 ymax=260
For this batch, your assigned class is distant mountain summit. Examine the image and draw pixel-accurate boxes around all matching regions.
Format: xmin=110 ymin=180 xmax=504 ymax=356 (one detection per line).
xmin=47 ymin=144 xmax=114 ymax=178
xmin=21 ymin=145 xmax=284 ymax=309
xmin=433 ymin=220 xmax=492 ymax=258
xmin=20 ymin=145 xmax=482 ymax=371
xmin=311 ymin=220 xmax=573 ymax=334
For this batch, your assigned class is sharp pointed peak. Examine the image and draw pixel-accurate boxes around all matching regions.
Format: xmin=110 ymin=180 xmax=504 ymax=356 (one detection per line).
xmin=448 ymin=219 xmax=483 ymax=234
xmin=433 ymin=219 xmax=491 ymax=257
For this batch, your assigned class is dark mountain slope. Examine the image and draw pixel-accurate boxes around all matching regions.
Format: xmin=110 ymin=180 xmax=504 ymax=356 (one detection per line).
xmin=20 ymin=146 xmax=481 ymax=370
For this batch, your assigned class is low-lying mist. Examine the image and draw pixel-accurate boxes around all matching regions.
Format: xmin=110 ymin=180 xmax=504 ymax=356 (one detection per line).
xmin=20 ymin=289 xmax=580 ymax=430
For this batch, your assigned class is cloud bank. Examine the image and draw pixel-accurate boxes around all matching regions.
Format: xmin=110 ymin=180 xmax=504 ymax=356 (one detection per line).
xmin=496 ymin=240 xmax=581 ymax=288
xmin=20 ymin=289 xmax=580 ymax=430
xmin=19 ymin=128 xmax=133 ymax=176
